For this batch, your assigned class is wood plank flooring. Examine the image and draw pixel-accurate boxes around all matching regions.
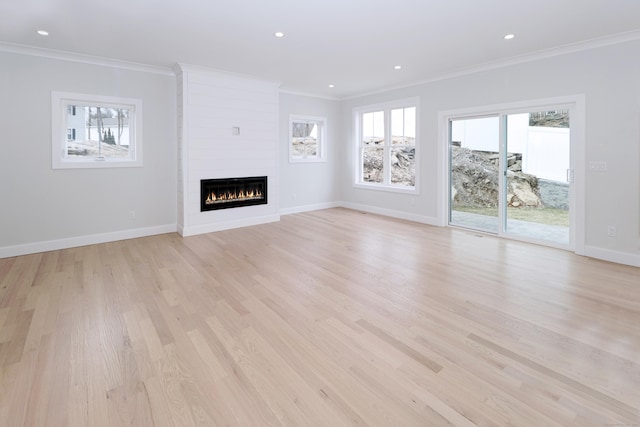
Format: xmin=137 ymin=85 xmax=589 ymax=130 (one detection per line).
xmin=0 ymin=207 xmax=639 ymax=426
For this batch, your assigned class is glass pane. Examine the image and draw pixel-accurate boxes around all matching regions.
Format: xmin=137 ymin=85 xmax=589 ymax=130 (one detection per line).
xmin=391 ymin=147 xmax=415 ymax=186
xmin=65 ymin=105 xmax=131 ymax=158
xmin=391 ymin=107 xmax=416 ymax=145
xmin=449 ymin=116 xmax=500 ymax=233
xmin=404 ymin=107 xmax=416 ymax=145
xmin=391 ymin=108 xmax=403 ymax=144
xmin=363 ymin=146 xmax=384 ymax=183
xmin=292 ymin=122 xmax=318 ymax=158
xmin=362 ymin=111 xmax=384 ymax=183
xmin=363 ymin=111 xmax=384 ymax=146
xmin=505 ymin=110 xmax=570 ymax=244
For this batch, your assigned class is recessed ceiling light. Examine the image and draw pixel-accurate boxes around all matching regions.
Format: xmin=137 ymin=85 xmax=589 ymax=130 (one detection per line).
xmin=36 ymin=30 xmax=49 ymax=36
xmin=394 ymin=65 xmax=402 ymax=70
xmin=328 ymin=84 xmax=335 ymax=88
xmin=504 ymin=34 xmax=515 ymax=40
xmin=274 ymin=32 xmax=285 ymax=38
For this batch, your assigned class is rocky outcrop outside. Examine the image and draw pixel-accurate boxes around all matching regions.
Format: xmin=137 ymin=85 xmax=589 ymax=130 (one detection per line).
xmin=360 ymin=132 xmax=566 ymax=210
xmin=291 ymin=137 xmax=317 ymax=157
xmin=451 ymin=146 xmax=544 ymax=208
xmin=291 ymin=122 xmax=318 ymax=157
xmin=451 ymin=110 xmax=570 ymax=210
xmin=362 ymin=137 xmax=415 ymax=186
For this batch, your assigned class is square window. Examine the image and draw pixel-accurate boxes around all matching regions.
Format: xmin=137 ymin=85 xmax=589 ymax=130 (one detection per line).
xmin=289 ymin=115 xmax=327 ymax=163
xmin=52 ymin=91 xmax=143 ymax=169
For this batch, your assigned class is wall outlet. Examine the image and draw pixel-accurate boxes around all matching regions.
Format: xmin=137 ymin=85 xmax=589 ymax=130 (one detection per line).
xmin=129 ymin=210 xmax=136 ymax=220
xmin=607 ymin=225 xmax=616 ymax=237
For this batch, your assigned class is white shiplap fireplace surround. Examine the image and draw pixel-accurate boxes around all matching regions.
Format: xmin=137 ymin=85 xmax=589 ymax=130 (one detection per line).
xmin=175 ymin=64 xmax=280 ymax=236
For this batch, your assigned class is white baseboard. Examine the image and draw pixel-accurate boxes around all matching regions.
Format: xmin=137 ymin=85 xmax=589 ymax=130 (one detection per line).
xmin=0 ymin=224 xmax=177 ymax=259
xmin=583 ymin=245 xmax=640 ymax=268
xmin=180 ymin=214 xmax=281 ymax=237
xmin=338 ymin=201 xmax=441 ymax=226
xmin=279 ymin=201 xmax=341 ymax=216
xmin=3 ymin=206 xmax=639 ymax=270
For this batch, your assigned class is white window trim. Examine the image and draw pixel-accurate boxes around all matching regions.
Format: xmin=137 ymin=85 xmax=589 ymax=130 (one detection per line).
xmin=52 ymin=91 xmax=143 ymax=169
xmin=288 ymin=114 xmax=327 ymax=163
xmin=353 ymin=97 xmax=419 ymax=193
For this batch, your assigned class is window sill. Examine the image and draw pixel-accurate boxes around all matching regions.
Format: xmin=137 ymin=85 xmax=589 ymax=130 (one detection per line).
xmin=52 ymin=158 xmax=143 ymax=169
xmin=353 ymin=182 xmax=418 ymax=195
xmin=289 ymin=158 xmax=328 ymax=164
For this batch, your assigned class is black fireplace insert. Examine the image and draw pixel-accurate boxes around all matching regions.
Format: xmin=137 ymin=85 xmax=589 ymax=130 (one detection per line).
xmin=200 ymin=176 xmax=267 ymax=211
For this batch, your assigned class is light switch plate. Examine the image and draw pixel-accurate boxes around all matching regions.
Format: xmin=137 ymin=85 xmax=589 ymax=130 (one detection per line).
xmin=588 ymin=161 xmax=607 ymax=171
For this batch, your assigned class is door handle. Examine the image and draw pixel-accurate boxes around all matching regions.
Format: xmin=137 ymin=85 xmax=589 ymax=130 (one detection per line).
xmin=566 ymin=169 xmax=574 ymax=183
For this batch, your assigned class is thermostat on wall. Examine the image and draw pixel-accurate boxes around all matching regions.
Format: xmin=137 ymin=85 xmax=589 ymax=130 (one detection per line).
xmin=232 ymin=126 xmax=240 ymax=135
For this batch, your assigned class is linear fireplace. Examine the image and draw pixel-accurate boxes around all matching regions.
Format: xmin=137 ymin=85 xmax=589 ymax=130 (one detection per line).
xmin=200 ymin=176 xmax=267 ymax=212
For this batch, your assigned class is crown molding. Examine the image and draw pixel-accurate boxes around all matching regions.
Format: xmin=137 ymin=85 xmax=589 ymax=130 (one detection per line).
xmin=341 ymin=29 xmax=640 ymax=101
xmin=176 ymin=62 xmax=282 ymax=87
xmin=0 ymin=42 xmax=175 ymax=76
xmin=278 ymin=88 xmax=340 ymax=101
xmin=3 ymin=28 xmax=640 ymax=99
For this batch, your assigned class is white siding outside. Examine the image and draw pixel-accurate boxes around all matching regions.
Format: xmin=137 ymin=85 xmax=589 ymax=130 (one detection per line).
xmin=451 ymin=114 xmax=569 ymax=182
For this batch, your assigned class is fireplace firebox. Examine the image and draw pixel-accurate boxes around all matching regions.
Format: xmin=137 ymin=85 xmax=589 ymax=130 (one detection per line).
xmin=200 ymin=176 xmax=267 ymax=212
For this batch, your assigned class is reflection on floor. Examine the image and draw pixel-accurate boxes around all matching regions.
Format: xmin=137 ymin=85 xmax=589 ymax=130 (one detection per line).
xmin=451 ymin=210 xmax=570 ymax=245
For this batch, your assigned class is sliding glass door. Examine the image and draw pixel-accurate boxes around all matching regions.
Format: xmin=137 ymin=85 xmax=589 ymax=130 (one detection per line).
xmin=449 ymin=116 xmax=500 ymax=233
xmin=449 ymin=108 xmax=572 ymax=247
xmin=504 ymin=111 xmax=570 ymax=245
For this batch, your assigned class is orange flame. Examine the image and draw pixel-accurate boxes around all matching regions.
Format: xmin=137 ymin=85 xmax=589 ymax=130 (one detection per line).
xmin=205 ymin=188 xmax=263 ymax=205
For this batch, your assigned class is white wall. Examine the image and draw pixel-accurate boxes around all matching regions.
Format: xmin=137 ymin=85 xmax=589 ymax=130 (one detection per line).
xmin=2 ymin=39 xmax=639 ymax=267
xmin=340 ymin=39 xmax=640 ymax=265
xmin=278 ymin=92 xmax=341 ymax=214
xmin=0 ymin=51 xmax=177 ymax=256
xmin=176 ymin=65 xmax=280 ymax=236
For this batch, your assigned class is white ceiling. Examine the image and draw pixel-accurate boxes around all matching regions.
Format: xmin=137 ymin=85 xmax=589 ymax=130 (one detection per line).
xmin=2 ymin=0 xmax=640 ymax=99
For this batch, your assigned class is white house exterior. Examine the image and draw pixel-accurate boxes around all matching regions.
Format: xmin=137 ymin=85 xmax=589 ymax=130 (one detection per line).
xmin=66 ymin=107 xmax=131 ymax=146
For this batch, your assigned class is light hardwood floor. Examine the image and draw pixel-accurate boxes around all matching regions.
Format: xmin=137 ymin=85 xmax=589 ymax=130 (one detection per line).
xmin=0 ymin=208 xmax=638 ymax=426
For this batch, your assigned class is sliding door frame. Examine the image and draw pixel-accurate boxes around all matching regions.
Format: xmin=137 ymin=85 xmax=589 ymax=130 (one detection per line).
xmin=437 ymin=95 xmax=586 ymax=255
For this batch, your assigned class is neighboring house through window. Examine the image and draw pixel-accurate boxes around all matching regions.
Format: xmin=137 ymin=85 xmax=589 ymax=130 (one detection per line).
xmin=52 ymin=91 xmax=143 ymax=169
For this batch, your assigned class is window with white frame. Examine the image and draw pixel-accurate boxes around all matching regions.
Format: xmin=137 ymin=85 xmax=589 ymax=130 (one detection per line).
xmin=52 ymin=91 xmax=143 ymax=169
xmin=355 ymin=98 xmax=418 ymax=190
xmin=289 ymin=115 xmax=327 ymax=162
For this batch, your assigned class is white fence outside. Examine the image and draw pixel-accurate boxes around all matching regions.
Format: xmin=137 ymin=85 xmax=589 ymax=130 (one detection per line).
xmin=451 ymin=114 xmax=569 ymax=182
